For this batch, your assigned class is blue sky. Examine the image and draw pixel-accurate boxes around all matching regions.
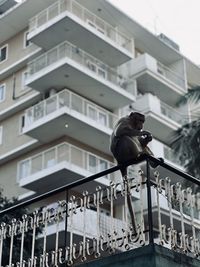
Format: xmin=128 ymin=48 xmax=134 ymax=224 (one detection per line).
xmin=110 ymin=0 xmax=200 ymax=66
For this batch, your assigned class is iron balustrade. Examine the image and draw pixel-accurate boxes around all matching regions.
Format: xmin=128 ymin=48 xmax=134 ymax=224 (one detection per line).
xmin=1 ymin=155 xmax=200 ymax=267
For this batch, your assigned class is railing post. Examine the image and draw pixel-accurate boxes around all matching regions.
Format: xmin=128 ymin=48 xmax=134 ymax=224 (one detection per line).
xmin=64 ymin=190 xmax=69 ymax=256
xmin=146 ymin=158 xmax=154 ymax=244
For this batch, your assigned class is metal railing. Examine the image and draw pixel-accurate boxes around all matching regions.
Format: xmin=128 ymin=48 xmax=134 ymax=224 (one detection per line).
xmin=27 ymin=41 xmax=134 ymax=93
xmin=17 ymin=142 xmax=114 ymax=181
xmin=28 ymin=0 xmax=133 ymax=53
xmin=24 ymin=89 xmax=118 ymax=130
xmin=1 ymin=155 xmax=200 ymax=267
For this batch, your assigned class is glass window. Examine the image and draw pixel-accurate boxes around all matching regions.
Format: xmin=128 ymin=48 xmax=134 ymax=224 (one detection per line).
xmin=19 ymin=115 xmax=25 ymax=134
xmin=71 ymin=94 xmax=83 ymax=113
xmin=22 ymin=71 xmax=29 ymax=90
xmin=88 ymin=154 xmax=97 ymax=173
xmin=0 ymin=45 xmax=7 ymax=62
xmin=0 ymin=84 xmax=5 ymax=102
xmin=0 ymin=126 xmax=2 ymax=145
xmin=33 ymin=102 xmax=44 ymax=121
xmin=88 ymin=105 xmax=97 ymax=121
xmin=98 ymin=67 xmax=106 ymax=79
xmin=19 ymin=160 xmax=30 ymax=180
xmin=46 ymin=95 xmax=57 ymax=115
xmin=24 ymin=31 xmax=31 ymax=48
xmin=99 ymin=159 xmax=108 ymax=172
xmin=98 ymin=111 xmax=107 ymax=126
xmin=31 ymin=154 xmax=43 ymax=175
xmin=71 ymin=147 xmax=83 ymax=167
xmin=44 ymin=148 xmax=56 ymax=168
xmin=58 ymin=143 xmax=69 ymax=163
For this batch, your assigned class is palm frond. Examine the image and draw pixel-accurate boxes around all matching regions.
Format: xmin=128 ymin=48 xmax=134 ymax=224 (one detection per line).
xmin=176 ymin=85 xmax=200 ymax=106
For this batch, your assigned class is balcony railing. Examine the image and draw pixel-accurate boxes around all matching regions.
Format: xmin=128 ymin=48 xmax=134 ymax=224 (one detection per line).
xmin=157 ymin=61 xmax=186 ymax=89
xmin=2 ymin=155 xmax=200 ymax=267
xmin=132 ymin=54 xmax=187 ymax=92
xmin=27 ymin=41 xmax=134 ymax=93
xmin=29 ymin=0 xmax=133 ymax=53
xmin=160 ymin=101 xmax=187 ymax=125
xmin=17 ymin=142 xmax=114 ymax=181
xmin=24 ymin=89 xmax=118 ymax=130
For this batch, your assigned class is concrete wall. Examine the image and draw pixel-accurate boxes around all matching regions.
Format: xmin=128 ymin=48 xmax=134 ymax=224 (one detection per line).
xmin=0 ymin=111 xmax=34 ymax=156
xmin=0 ymin=29 xmax=37 ymax=72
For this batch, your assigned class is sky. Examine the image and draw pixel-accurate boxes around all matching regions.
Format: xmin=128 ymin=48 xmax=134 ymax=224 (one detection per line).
xmin=110 ymin=0 xmax=200 ymax=66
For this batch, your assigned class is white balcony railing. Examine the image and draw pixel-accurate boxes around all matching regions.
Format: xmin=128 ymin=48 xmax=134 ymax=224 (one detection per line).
xmin=134 ymin=93 xmax=188 ymax=126
xmin=160 ymin=101 xmax=187 ymax=125
xmin=24 ymin=89 xmax=118 ymax=130
xmin=29 ymin=0 xmax=133 ymax=53
xmin=27 ymin=41 xmax=134 ymax=93
xmin=157 ymin=61 xmax=186 ymax=89
xmin=132 ymin=54 xmax=187 ymax=91
xmin=17 ymin=142 xmax=114 ymax=181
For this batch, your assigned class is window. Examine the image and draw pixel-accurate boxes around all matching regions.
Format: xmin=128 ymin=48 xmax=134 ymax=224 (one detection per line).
xmin=0 ymin=45 xmax=8 ymax=62
xmin=88 ymin=154 xmax=97 ymax=173
xmin=19 ymin=114 xmax=25 ymax=134
xmin=21 ymin=71 xmax=29 ymax=90
xmin=0 ymin=126 xmax=3 ymax=145
xmin=87 ymin=104 xmax=108 ymax=127
xmin=24 ymin=31 xmax=31 ymax=48
xmin=18 ymin=159 xmax=30 ymax=180
xmin=0 ymin=84 xmax=5 ymax=102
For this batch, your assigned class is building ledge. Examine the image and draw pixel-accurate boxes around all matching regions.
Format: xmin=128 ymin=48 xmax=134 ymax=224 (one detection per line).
xmin=81 ymin=244 xmax=200 ymax=267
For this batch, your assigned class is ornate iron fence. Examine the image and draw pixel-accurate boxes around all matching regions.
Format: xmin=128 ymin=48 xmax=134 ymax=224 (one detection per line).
xmin=1 ymin=155 xmax=200 ymax=266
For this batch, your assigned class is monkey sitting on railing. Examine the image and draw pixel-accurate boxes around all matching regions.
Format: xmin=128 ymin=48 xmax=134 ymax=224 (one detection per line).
xmin=110 ymin=112 xmax=162 ymax=233
xmin=110 ymin=112 xmax=154 ymax=175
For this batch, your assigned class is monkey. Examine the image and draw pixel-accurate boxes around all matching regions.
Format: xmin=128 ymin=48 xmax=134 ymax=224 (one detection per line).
xmin=110 ymin=112 xmax=154 ymax=175
xmin=110 ymin=112 xmax=155 ymax=233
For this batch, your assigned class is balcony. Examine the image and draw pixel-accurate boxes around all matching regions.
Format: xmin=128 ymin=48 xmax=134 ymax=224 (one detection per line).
xmin=133 ymin=93 xmax=187 ymax=144
xmin=23 ymin=89 xmax=118 ymax=154
xmin=27 ymin=0 xmax=133 ymax=67
xmin=131 ymin=53 xmax=187 ymax=105
xmin=26 ymin=41 xmax=136 ymax=110
xmin=18 ymin=142 xmax=114 ymax=193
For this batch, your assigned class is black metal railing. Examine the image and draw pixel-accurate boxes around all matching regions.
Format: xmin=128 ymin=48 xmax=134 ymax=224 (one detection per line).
xmin=1 ymin=155 xmax=200 ymax=267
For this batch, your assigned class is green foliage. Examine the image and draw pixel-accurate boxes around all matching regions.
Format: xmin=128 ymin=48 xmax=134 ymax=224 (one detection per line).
xmin=172 ymin=85 xmax=200 ymax=178
xmin=176 ymin=85 xmax=200 ymax=106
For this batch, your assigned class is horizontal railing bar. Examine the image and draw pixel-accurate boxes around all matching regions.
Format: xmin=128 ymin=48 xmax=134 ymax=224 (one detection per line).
xmin=0 ymin=164 xmax=120 ymax=216
xmin=0 ymin=155 xmax=199 ymax=216
xmin=147 ymin=154 xmax=200 ymax=186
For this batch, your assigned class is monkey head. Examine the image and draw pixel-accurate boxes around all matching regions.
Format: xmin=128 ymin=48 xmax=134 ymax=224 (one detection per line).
xmin=129 ymin=112 xmax=145 ymax=130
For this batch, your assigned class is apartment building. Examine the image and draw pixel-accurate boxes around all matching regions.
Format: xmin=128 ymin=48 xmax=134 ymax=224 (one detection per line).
xmin=1 ymin=0 xmax=200 ymax=265
xmin=1 ymin=0 xmax=199 ymax=200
